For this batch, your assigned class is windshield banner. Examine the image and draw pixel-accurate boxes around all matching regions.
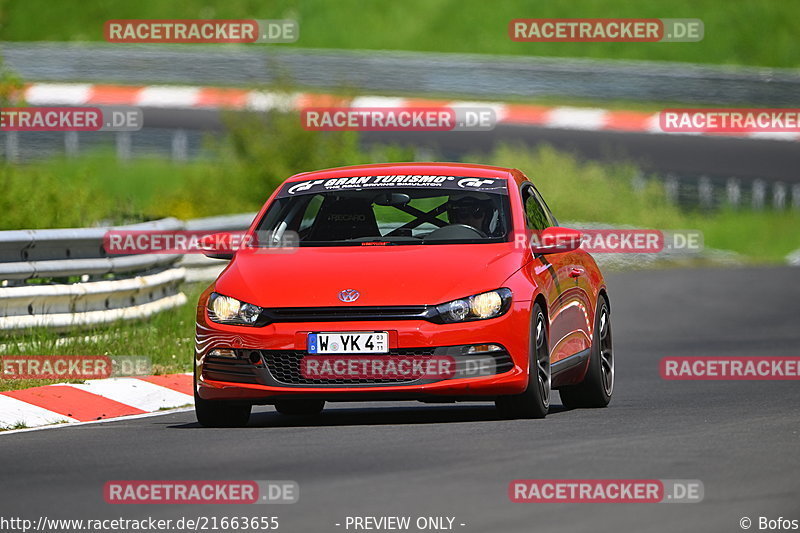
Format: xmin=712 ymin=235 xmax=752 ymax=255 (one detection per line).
xmin=276 ymin=175 xmax=509 ymax=197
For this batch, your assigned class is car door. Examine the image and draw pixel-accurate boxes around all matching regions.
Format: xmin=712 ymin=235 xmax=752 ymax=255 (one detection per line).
xmin=521 ymin=183 xmax=593 ymax=364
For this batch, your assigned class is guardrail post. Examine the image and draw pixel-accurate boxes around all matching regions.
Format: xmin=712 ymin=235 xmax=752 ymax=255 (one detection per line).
xmin=752 ymin=179 xmax=766 ymax=210
xmin=414 ymin=148 xmax=434 ymax=161
xmin=726 ymin=178 xmax=740 ymax=209
xmin=64 ymin=131 xmax=79 ymax=158
xmin=792 ymin=184 xmax=800 ymax=211
xmin=631 ymin=172 xmax=646 ymax=194
xmin=664 ymin=176 xmax=679 ymax=205
xmin=698 ymin=176 xmax=713 ymax=209
xmin=171 ymin=129 xmax=188 ymax=162
xmin=116 ymin=131 xmax=132 ymax=161
xmin=4 ymin=131 xmax=19 ymax=163
xmin=772 ymin=182 xmax=787 ymax=210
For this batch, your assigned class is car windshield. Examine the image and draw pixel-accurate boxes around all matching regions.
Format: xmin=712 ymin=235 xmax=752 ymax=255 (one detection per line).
xmin=254 ymin=176 xmax=511 ymax=246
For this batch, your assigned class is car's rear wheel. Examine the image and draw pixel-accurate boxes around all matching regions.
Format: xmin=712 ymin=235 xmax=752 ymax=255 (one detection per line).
xmin=495 ymin=303 xmax=550 ymax=419
xmin=194 ymin=390 xmax=252 ymax=427
xmin=559 ymin=296 xmax=613 ymax=408
xmin=274 ymin=399 xmax=326 ymax=416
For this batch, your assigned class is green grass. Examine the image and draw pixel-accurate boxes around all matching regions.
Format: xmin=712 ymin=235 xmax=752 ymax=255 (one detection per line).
xmin=0 ymin=420 xmax=71 ymax=431
xmin=0 ymin=421 xmax=29 ymax=431
xmin=681 ymin=210 xmax=800 ymax=261
xmin=0 ymin=152 xmax=237 ymax=228
xmin=0 ymin=0 xmax=798 ymax=68
xmin=2 ymin=131 xmax=798 ymax=261
xmin=0 ymin=109 xmax=416 ymax=227
xmin=477 ymin=144 xmax=800 ymax=263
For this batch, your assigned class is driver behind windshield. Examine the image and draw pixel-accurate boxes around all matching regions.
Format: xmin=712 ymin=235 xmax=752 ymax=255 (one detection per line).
xmin=447 ymin=193 xmax=498 ymax=236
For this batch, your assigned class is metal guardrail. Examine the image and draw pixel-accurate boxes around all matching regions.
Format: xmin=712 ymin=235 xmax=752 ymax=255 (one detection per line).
xmin=3 ymin=42 xmax=800 ymax=105
xmin=642 ymin=175 xmax=800 ymax=211
xmin=0 ymin=218 xmax=184 ymax=280
xmin=0 ymin=213 xmax=256 ymax=332
xmin=0 ymin=269 xmax=187 ymax=331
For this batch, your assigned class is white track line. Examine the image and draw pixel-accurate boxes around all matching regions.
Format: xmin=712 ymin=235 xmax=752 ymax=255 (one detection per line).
xmin=0 ymin=407 xmax=194 ymax=436
xmin=25 ymin=83 xmax=92 ymax=105
xmin=136 ymin=86 xmax=201 ymax=107
xmin=448 ymin=100 xmax=508 ymax=122
xmin=350 ymin=96 xmax=408 ymax=108
xmin=547 ymin=107 xmax=608 ymax=130
xmin=245 ymin=90 xmax=299 ymax=111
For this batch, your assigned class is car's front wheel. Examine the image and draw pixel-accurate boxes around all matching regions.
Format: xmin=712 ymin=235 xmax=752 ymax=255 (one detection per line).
xmin=559 ymin=295 xmax=613 ymax=408
xmin=194 ymin=391 xmax=252 ymax=427
xmin=495 ymin=303 xmax=550 ymax=419
xmin=274 ymin=399 xmax=325 ymax=416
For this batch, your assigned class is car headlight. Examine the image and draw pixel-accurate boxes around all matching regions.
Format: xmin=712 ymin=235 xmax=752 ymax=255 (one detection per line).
xmin=434 ymin=288 xmax=512 ymax=323
xmin=207 ymin=292 xmax=263 ymax=326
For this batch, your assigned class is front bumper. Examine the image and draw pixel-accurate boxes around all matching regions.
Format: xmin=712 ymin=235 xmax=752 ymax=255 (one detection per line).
xmin=195 ymin=300 xmax=532 ymax=403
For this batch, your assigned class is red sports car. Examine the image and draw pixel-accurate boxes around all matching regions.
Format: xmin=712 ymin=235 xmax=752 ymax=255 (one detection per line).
xmin=194 ymin=163 xmax=613 ymax=426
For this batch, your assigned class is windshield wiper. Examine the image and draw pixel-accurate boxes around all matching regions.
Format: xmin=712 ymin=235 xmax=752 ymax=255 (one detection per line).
xmin=350 ymin=236 xmax=421 ymax=244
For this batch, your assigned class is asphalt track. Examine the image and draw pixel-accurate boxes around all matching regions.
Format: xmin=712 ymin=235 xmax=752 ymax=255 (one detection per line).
xmin=1 ymin=266 xmax=799 ymax=532
xmin=147 ymin=107 xmax=800 ymax=181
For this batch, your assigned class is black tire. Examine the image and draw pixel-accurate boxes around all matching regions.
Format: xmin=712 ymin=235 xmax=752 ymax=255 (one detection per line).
xmin=559 ymin=295 xmax=613 ymax=409
xmin=194 ymin=391 xmax=252 ymax=427
xmin=274 ymin=399 xmax=325 ymax=416
xmin=495 ymin=303 xmax=550 ymax=419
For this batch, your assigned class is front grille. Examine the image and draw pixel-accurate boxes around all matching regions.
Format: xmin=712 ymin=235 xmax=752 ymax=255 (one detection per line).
xmin=260 ymin=348 xmax=437 ymax=385
xmin=202 ymin=355 xmax=261 ymax=384
xmin=256 ymin=306 xmax=434 ymax=325
xmin=203 ymin=348 xmax=514 ymax=388
xmin=490 ymin=353 xmax=514 ymax=374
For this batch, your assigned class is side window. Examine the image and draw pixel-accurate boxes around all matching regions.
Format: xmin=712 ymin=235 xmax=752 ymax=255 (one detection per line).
xmin=531 ymin=186 xmax=558 ymax=227
xmin=522 ymin=185 xmax=550 ymax=231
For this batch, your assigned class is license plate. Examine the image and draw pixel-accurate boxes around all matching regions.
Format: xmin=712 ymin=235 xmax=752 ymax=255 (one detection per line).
xmin=307 ymin=332 xmax=389 ymax=354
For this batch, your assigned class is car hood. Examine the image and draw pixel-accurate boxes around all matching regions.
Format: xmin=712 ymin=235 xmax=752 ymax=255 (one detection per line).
xmin=214 ymin=244 xmax=524 ymax=308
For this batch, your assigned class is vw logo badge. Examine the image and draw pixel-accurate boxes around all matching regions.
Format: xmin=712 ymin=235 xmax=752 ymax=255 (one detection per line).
xmin=338 ymin=289 xmax=360 ymax=303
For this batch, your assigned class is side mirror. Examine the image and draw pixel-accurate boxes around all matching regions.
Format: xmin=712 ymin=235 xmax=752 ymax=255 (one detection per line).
xmin=199 ymin=233 xmax=236 ymax=260
xmin=530 ymin=226 xmax=582 ymax=254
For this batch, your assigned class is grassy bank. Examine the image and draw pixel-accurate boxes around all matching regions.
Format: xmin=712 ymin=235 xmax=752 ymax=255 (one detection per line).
xmin=478 ymin=144 xmax=800 ymax=262
xmin=0 ymin=0 xmax=798 ymax=68
xmin=0 ymin=110 xmax=412 ymax=227
xmin=2 ymin=139 xmax=798 ymax=261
